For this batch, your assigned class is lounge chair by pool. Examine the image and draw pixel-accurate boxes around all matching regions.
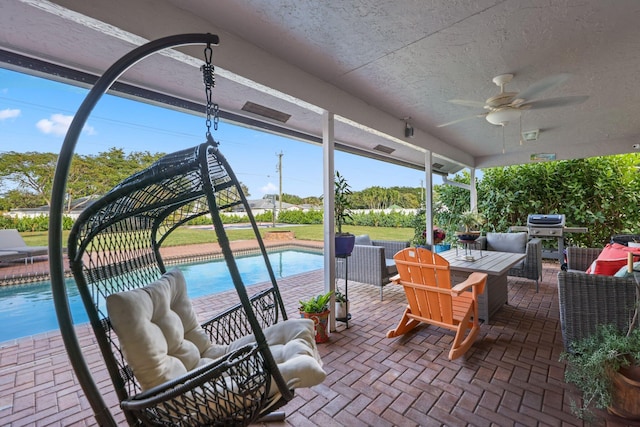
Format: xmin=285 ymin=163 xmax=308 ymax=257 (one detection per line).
xmin=0 ymin=229 xmax=48 ymax=264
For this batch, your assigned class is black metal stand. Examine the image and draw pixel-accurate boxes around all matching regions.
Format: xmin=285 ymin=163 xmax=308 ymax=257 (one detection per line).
xmin=336 ymin=254 xmax=351 ymax=328
xmin=456 ymin=239 xmax=483 ymax=261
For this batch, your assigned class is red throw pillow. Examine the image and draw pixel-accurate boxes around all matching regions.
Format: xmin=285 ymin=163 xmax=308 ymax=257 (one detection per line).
xmin=589 ymin=258 xmax=629 ymax=275
xmin=585 ymin=243 xmax=640 ymax=275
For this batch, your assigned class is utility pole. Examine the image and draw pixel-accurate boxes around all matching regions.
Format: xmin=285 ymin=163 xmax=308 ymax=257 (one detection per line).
xmin=276 ymin=151 xmax=283 ymax=215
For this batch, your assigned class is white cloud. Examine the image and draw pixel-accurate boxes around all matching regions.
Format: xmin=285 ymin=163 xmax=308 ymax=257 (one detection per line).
xmin=36 ymin=113 xmax=95 ymax=136
xmin=260 ymin=182 xmax=278 ymax=195
xmin=0 ymin=108 xmax=20 ymax=120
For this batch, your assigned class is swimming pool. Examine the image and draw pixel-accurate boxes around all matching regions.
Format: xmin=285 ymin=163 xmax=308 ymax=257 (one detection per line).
xmin=0 ymin=249 xmax=323 ymax=343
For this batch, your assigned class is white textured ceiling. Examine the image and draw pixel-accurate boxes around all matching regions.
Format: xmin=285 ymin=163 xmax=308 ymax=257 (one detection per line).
xmin=2 ymin=0 xmax=640 ymax=172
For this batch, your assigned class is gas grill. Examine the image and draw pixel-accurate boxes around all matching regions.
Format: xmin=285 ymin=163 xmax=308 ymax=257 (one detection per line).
xmin=527 ymin=214 xmax=565 ymax=237
xmin=510 ymin=214 xmax=587 ymax=261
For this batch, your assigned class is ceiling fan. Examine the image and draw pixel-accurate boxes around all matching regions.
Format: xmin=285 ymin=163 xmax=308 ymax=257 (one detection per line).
xmin=437 ymin=73 xmax=588 ymax=128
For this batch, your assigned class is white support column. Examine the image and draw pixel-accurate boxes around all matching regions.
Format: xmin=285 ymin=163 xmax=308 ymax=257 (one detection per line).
xmin=424 ymin=151 xmax=433 ymax=245
xmin=322 ymin=111 xmax=336 ymax=332
xmin=470 ymin=167 xmax=478 ymax=212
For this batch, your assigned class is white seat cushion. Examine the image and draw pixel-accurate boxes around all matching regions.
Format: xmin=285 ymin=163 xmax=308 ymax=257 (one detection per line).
xmin=106 ymin=268 xmax=325 ymax=393
xmin=106 ymin=269 xmax=227 ymax=390
xmin=229 ymin=318 xmax=326 ymax=389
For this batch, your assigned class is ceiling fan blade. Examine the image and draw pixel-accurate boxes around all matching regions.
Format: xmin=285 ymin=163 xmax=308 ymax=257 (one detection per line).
xmin=449 ymin=99 xmax=486 ymax=108
xmin=520 ymin=95 xmax=588 ymax=110
xmin=437 ymin=113 xmax=486 ymax=127
xmin=516 ymin=73 xmax=571 ymax=101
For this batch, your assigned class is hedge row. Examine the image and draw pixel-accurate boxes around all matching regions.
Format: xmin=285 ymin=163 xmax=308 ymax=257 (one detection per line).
xmin=0 ymin=215 xmax=75 ymax=232
xmin=276 ymin=209 xmax=414 ymax=227
xmin=1 ymin=209 xmax=415 ymax=233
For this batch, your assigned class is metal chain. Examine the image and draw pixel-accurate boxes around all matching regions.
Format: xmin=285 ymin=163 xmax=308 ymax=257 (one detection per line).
xmin=201 ymin=43 xmax=219 ymax=136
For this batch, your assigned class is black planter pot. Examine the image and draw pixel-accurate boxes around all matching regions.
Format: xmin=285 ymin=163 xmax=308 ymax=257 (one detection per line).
xmin=335 ymin=233 xmax=356 ymax=257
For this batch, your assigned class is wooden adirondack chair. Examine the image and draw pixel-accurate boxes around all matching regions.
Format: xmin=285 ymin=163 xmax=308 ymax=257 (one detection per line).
xmin=387 ymin=247 xmax=487 ymax=360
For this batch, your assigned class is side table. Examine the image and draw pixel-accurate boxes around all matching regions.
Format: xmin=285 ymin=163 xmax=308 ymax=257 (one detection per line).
xmin=336 ymin=254 xmax=352 ymax=328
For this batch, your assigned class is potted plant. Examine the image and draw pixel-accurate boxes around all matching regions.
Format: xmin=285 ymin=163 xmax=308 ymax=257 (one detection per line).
xmin=335 ymin=288 xmax=349 ymax=320
xmin=411 ymin=208 xmax=450 ymax=252
xmin=561 ymin=269 xmax=640 ymax=421
xmin=334 ymin=171 xmax=355 ymax=256
xmin=299 ymin=290 xmax=332 ymax=343
xmin=455 ymin=210 xmax=485 ymax=242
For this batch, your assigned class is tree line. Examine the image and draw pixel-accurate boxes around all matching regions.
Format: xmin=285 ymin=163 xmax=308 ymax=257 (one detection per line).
xmin=0 ymin=150 xmax=425 ymax=212
xmin=2 ymin=149 xmax=638 ymax=248
xmin=0 ymin=149 xmax=163 ymax=211
xmin=280 ymin=186 xmax=423 ymax=209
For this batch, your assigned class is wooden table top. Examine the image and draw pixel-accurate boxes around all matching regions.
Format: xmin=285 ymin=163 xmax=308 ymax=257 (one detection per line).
xmin=438 ymin=249 xmax=525 ymax=276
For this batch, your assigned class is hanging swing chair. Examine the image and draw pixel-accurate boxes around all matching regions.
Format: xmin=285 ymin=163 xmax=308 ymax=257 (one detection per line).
xmin=49 ymin=34 xmax=325 ymax=426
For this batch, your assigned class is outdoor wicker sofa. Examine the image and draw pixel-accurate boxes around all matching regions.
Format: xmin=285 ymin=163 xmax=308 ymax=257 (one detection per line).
xmin=335 ymin=235 xmax=409 ymax=300
xmin=557 ymin=246 xmax=637 ymax=351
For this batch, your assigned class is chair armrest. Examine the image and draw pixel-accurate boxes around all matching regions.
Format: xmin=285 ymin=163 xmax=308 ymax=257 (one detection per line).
xmin=523 ymin=237 xmax=542 ymax=275
xmin=451 ymin=272 xmax=487 ymax=296
xmin=337 ymin=244 xmax=387 ymax=286
xmin=475 ymin=236 xmax=487 ymax=250
xmin=372 ymin=240 xmax=410 ymax=259
xmin=390 ymin=273 xmax=401 ymax=284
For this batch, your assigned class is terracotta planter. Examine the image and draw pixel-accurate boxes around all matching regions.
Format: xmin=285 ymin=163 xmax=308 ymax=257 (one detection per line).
xmin=300 ymin=309 xmax=330 ymax=343
xmin=608 ymin=365 xmax=640 ymax=420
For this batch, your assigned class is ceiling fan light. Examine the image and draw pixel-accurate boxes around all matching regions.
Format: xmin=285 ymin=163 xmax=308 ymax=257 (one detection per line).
xmin=486 ymin=108 xmax=521 ymax=125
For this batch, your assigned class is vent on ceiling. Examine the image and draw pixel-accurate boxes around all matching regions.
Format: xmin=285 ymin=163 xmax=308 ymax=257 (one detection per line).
xmin=521 ymin=129 xmax=539 ymax=142
xmin=241 ymin=101 xmax=291 ymax=123
xmin=432 ymin=162 xmax=445 ymax=170
xmin=373 ymin=144 xmax=395 ymax=154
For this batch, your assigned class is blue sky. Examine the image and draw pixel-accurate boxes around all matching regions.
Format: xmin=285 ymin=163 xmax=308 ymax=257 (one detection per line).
xmin=0 ymin=67 xmax=431 ymax=198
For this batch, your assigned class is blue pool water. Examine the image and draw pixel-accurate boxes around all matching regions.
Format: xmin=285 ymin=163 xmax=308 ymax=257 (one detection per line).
xmin=0 ymin=249 xmax=323 ymax=343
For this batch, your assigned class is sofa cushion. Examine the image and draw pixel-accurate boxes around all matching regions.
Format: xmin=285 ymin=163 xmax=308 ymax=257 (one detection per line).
xmin=614 ymin=260 xmax=640 ymax=277
xmin=486 ymin=232 xmax=527 ymax=254
xmin=585 ymin=243 xmax=640 ymax=274
xmin=588 ymin=258 xmax=629 ymax=276
xmin=354 ymin=234 xmax=372 ymax=246
xmin=106 ymin=269 xmax=227 ymax=390
xmin=107 ymin=268 xmax=327 ymax=392
xmin=228 ymin=319 xmax=326 ymax=389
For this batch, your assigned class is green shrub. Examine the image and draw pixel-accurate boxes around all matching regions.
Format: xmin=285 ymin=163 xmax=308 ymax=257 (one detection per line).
xmin=0 ymin=214 xmax=75 ymax=231
xmin=255 ymin=211 xmax=273 ymax=223
xmin=278 ymin=209 xmax=323 ymax=224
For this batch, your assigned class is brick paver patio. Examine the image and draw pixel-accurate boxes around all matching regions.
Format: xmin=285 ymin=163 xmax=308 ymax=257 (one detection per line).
xmin=0 ymin=241 xmax=635 ymax=426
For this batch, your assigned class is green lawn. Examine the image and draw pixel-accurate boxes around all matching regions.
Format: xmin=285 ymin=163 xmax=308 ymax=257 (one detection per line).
xmin=21 ymin=225 xmax=413 ymax=248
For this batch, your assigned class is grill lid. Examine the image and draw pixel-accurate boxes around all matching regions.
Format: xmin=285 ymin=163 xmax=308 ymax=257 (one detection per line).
xmin=527 ymin=214 xmax=565 ymax=227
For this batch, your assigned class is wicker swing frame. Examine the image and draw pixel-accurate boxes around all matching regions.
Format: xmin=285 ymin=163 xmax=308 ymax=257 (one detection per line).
xmin=49 ymin=34 xmax=300 ymax=426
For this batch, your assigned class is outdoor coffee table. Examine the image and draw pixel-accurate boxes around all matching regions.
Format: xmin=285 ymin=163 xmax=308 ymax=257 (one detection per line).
xmin=438 ymin=248 xmax=525 ymax=323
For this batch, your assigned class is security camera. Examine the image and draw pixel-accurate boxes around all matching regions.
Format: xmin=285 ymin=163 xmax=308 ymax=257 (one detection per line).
xmin=633 ymin=143 xmax=640 ymax=150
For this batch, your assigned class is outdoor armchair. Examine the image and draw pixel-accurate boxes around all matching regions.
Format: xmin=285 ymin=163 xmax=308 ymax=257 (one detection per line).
xmin=557 ymin=246 xmax=637 ymax=351
xmin=335 ymin=234 xmax=409 ymax=300
xmin=387 ymin=247 xmax=487 ymax=360
xmin=476 ymin=232 xmax=542 ymax=292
